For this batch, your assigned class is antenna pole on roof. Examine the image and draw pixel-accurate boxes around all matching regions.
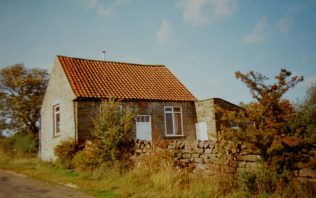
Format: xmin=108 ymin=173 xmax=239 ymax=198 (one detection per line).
xmin=102 ymin=50 xmax=106 ymax=60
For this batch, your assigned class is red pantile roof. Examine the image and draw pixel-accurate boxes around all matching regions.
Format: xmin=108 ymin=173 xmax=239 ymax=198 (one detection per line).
xmin=58 ymin=55 xmax=196 ymax=101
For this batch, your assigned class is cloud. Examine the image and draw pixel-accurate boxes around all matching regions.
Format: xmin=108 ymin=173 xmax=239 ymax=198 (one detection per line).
xmin=278 ymin=16 xmax=293 ymax=34
xmin=97 ymin=0 xmax=129 ymax=16
xmin=156 ymin=19 xmax=173 ymax=44
xmin=81 ymin=0 xmax=98 ymax=9
xmin=81 ymin=0 xmax=129 ymax=16
xmin=277 ymin=5 xmax=300 ymax=33
xmin=175 ymin=0 xmax=238 ymax=26
xmin=242 ymin=17 xmax=269 ymax=44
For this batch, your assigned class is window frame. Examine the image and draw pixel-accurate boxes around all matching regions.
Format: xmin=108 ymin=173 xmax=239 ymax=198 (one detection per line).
xmin=53 ymin=104 xmax=61 ymax=137
xmin=230 ymin=122 xmax=240 ymax=130
xmin=136 ymin=115 xmax=151 ymax=123
xmin=164 ymin=106 xmax=184 ymax=137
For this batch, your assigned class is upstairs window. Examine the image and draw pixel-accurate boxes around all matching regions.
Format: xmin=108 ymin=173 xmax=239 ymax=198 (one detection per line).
xmin=164 ymin=106 xmax=183 ymax=136
xmin=53 ymin=105 xmax=60 ymax=136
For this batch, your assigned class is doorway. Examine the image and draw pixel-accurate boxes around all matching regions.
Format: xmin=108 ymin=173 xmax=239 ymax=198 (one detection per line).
xmin=136 ymin=115 xmax=152 ymax=142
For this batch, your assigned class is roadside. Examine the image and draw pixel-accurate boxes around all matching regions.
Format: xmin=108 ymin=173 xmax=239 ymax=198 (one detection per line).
xmin=0 ymin=169 xmax=93 ymax=198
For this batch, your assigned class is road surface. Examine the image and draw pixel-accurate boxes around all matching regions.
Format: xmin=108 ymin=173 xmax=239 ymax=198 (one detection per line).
xmin=0 ymin=169 xmax=93 ymax=198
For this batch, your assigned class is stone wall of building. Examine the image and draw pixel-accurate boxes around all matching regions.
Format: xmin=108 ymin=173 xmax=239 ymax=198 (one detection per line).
xmin=195 ymin=98 xmax=241 ymax=141
xmin=75 ymin=100 xmax=197 ymax=142
xmin=76 ymin=100 xmax=100 ymax=142
xmin=40 ymin=58 xmax=77 ymax=161
xmin=134 ymin=101 xmax=196 ymax=140
xmin=195 ymin=99 xmax=217 ymax=141
xmin=134 ymin=140 xmax=316 ymax=182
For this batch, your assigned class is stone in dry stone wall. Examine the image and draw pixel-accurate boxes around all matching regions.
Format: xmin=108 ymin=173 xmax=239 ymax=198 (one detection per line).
xmin=133 ymin=140 xmax=316 ymax=183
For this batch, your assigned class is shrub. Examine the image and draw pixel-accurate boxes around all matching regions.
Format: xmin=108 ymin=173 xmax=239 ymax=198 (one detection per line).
xmin=71 ymin=141 xmax=102 ymax=171
xmin=239 ymin=172 xmax=258 ymax=194
xmin=238 ymin=168 xmax=303 ymax=196
xmin=0 ymin=133 xmax=37 ymax=154
xmin=72 ymin=149 xmax=100 ymax=171
xmin=54 ymin=139 xmax=80 ymax=169
xmin=12 ymin=133 xmax=38 ymax=153
xmin=220 ymin=70 xmax=315 ymax=176
xmin=92 ymin=99 xmax=135 ymax=162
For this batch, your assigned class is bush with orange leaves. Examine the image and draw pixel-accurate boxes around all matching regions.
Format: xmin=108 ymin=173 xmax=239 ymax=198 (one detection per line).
xmin=220 ymin=69 xmax=316 ymax=174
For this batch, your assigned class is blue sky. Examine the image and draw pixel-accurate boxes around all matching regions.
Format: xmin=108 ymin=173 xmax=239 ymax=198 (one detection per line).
xmin=1 ymin=0 xmax=316 ymax=104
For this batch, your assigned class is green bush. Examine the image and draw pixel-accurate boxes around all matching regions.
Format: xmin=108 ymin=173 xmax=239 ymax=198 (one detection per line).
xmin=54 ymin=140 xmax=80 ymax=169
xmin=0 ymin=133 xmax=37 ymax=154
xmin=92 ymin=99 xmax=135 ymax=162
xmin=12 ymin=133 xmax=38 ymax=153
xmin=238 ymin=168 xmax=292 ymax=196
xmin=72 ymin=149 xmax=99 ymax=171
xmin=239 ymin=172 xmax=258 ymax=194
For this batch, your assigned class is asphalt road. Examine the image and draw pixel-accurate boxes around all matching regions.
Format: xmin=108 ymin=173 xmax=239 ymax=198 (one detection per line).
xmin=0 ymin=169 xmax=93 ymax=198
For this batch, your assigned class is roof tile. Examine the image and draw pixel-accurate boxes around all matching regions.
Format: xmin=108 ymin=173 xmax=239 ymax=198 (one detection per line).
xmin=58 ymin=55 xmax=196 ymax=101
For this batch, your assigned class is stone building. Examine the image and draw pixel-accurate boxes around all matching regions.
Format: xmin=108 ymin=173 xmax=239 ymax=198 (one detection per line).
xmin=40 ymin=55 xmax=197 ymax=160
xmin=195 ymin=98 xmax=242 ymax=141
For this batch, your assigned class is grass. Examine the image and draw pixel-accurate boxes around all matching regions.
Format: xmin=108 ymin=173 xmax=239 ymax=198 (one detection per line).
xmin=0 ymin=151 xmax=117 ymax=197
xmin=0 ymin=149 xmax=314 ymax=198
xmin=0 ymin=150 xmax=224 ymax=198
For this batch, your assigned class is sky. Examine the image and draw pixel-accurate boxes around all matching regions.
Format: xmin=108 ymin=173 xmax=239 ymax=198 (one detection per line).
xmin=1 ymin=0 xmax=316 ymax=104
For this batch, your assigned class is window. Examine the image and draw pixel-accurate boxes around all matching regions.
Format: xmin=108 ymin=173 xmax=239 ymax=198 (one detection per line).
xmin=230 ymin=121 xmax=255 ymax=130
xmin=53 ymin=105 xmax=60 ymax=136
xmin=164 ymin=106 xmax=183 ymax=136
xmin=230 ymin=122 xmax=239 ymax=130
xmin=136 ymin=115 xmax=150 ymax=122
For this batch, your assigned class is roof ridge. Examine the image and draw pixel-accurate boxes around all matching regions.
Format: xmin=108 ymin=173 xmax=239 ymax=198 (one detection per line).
xmin=57 ymin=55 xmax=165 ymax=67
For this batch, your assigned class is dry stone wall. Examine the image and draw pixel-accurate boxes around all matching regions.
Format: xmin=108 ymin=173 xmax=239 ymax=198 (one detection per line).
xmin=134 ymin=140 xmax=316 ymax=182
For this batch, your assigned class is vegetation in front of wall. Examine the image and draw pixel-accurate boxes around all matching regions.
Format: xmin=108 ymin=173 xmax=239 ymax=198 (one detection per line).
xmin=218 ymin=69 xmax=316 ymax=195
xmin=91 ymin=99 xmax=136 ymax=162
xmin=54 ymin=99 xmax=136 ymax=171
xmin=54 ymin=139 xmax=81 ymax=169
xmin=1 ymin=140 xmax=314 ymax=198
xmin=238 ymin=167 xmax=310 ymax=197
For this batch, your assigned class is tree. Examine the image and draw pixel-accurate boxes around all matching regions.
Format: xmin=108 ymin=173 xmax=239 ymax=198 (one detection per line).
xmin=0 ymin=64 xmax=48 ymax=137
xmin=92 ymin=99 xmax=135 ymax=162
xmin=220 ymin=69 xmax=316 ymax=173
xmin=296 ymin=83 xmax=316 ymax=136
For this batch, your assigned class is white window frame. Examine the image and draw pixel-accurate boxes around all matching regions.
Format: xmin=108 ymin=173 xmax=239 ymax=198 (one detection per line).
xmin=53 ymin=104 xmax=60 ymax=137
xmin=136 ymin=115 xmax=151 ymax=123
xmin=164 ymin=106 xmax=184 ymax=137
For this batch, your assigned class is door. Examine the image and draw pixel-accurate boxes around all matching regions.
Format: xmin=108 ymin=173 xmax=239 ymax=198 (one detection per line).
xmin=136 ymin=115 xmax=152 ymax=142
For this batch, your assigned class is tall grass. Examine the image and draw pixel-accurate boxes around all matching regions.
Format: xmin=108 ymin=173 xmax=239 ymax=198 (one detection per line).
xmin=0 ymin=140 xmax=314 ymax=198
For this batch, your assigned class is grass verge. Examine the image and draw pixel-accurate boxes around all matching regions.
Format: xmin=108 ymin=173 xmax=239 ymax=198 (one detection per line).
xmin=0 ymin=151 xmax=226 ymax=198
xmin=0 ymin=150 xmax=314 ymax=198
